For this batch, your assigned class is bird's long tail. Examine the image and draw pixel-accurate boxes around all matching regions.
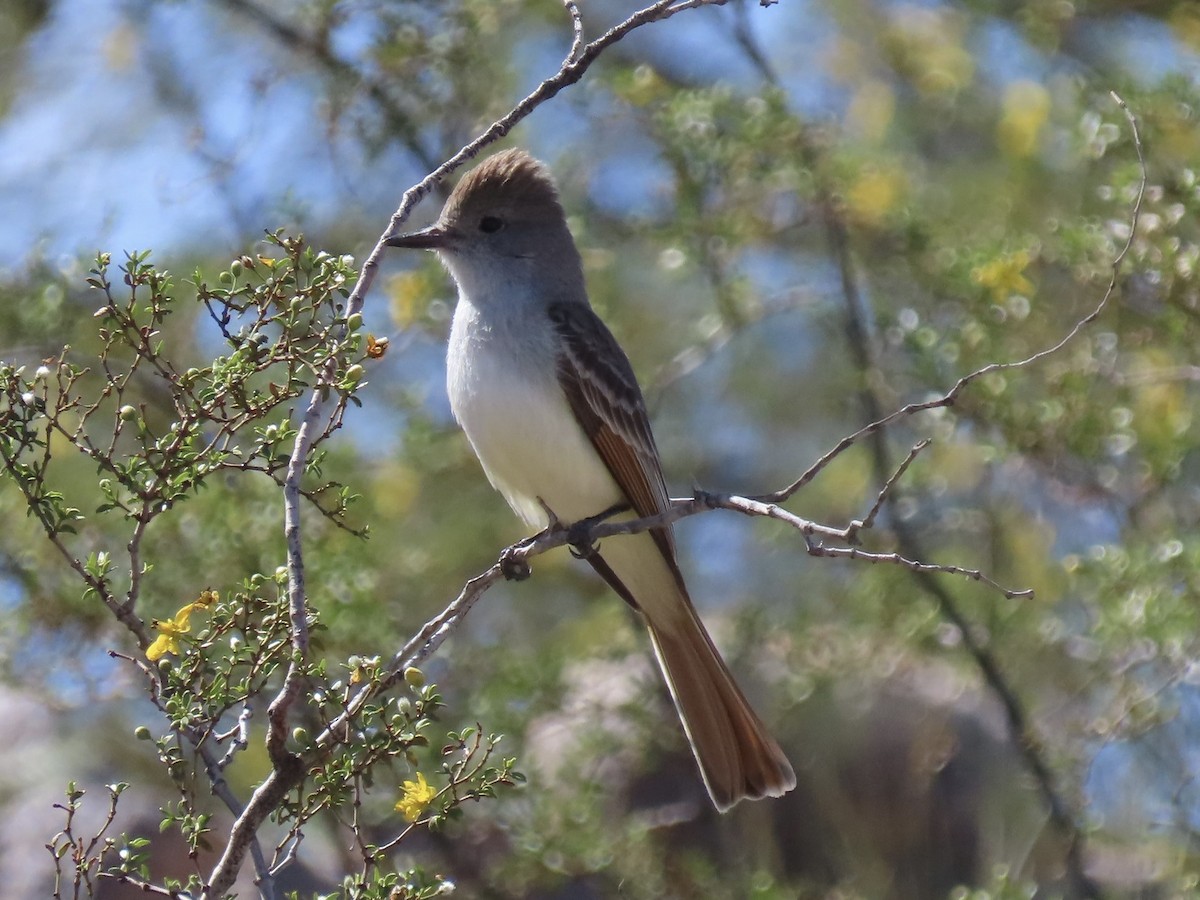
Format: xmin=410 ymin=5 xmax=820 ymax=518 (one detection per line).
xmin=645 ymin=603 xmax=796 ymax=811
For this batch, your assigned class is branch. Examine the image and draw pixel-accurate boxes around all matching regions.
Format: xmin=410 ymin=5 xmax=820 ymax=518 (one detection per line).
xmin=202 ymin=755 xmax=303 ymax=900
xmin=99 ymin=873 xmax=181 ymax=897
xmin=851 ymin=438 xmax=929 ymax=537
xmin=564 ymin=0 xmax=585 ymax=64
xmin=266 ymin=383 xmax=324 ymax=765
xmin=794 ymin=93 xmax=1141 ymax=900
xmin=342 ymin=0 xmax=731 ymax=322
xmin=197 ymin=376 xmax=328 ymax=900
xmin=374 ymin=476 xmax=1036 ymax=693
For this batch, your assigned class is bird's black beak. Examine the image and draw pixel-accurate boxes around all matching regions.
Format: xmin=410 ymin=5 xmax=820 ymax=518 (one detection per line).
xmin=385 ymin=225 xmax=451 ymax=250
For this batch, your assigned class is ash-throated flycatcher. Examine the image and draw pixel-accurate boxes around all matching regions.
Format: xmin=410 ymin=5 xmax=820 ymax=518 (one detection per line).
xmin=387 ymin=149 xmax=795 ymax=811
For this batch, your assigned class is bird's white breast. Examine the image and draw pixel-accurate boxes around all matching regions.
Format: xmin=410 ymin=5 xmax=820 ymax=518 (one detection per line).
xmin=446 ymin=298 xmax=623 ymax=530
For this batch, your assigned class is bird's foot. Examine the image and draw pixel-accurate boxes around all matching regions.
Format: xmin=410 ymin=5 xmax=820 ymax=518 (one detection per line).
xmin=567 ymin=522 xmax=598 ymax=560
xmin=565 ymin=502 xmax=627 ymax=560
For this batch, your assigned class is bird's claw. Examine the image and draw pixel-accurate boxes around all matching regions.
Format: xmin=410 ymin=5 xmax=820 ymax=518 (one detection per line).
xmin=564 ymin=502 xmax=628 ymax=559
xmin=566 ymin=521 xmax=599 ymax=560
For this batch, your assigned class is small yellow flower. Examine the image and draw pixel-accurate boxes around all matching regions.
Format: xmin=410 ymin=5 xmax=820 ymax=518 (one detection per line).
xmin=147 ymin=607 xmax=194 ymax=661
xmin=395 ymin=772 xmax=437 ymax=823
xmin=146 ymin=592 xmax=215 ymax=661
xmin=971 ymin=249 xmax=1034 ymax=300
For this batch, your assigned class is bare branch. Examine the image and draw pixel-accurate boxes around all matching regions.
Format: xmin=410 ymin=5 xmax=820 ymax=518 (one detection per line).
xmin=216 ymin=704 xmax=254 ymax=770
xmin=98 ymin=873 xmax=180 ymax=897
xmin=203 ymin=756 xmax=302 ymax=900
xmin=762 ymin=98 xmax=1143 ymax=509
xmin=849 ymin=438 xmax=930 ymax=538
xmin=268 ymin=830 xmax=303 ymax=878
xmin=267 ymin=382 xmax=325 ymax=765
xmin=342 ymin=0 xmax=731 ymax=322
xmin=374 ymin=478 xmax=1035 ymax=686
xmin=810 ymin=544 xmax=1034 ymax=599
xmin=563 ymin=0 xmax=585 ymax=64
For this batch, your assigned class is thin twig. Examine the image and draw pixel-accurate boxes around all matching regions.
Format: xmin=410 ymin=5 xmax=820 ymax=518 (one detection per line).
xmin=365 ymin=480 xmax=1036 ymax=688
xmin=268 ymin=831 xmax=303 ymax=878
xmin=216 ymin=704 xmax=254 ymax=770
xmin=341 ymin=0 xmax=730 ymax=322
xmin=98 ymin=873 xmax=181 ymax=897
xmin=564 ymin=0 xmax=585 ymax=63
xmin=849 ymin=438 xmax=930 ymax=538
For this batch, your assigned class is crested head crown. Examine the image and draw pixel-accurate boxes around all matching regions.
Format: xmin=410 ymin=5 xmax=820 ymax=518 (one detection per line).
xmin=444 ymin=149 xmax=564 ymax=221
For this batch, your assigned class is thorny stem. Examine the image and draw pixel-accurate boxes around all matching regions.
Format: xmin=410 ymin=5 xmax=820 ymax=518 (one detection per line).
xmin=0 ymin=439 xmax=151 ymax=647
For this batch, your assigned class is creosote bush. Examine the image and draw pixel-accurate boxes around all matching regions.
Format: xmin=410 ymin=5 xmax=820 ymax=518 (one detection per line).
xmin=4 ymin=234 xmax=520 ymax=898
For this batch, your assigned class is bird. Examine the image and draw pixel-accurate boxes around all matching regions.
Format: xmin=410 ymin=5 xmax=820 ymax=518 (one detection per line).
xmin=386 ymin=148 xmax=795 ymax=811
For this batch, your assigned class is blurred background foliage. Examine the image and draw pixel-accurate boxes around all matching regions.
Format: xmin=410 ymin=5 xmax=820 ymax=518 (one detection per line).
xmin=0 ymin=0 xmax=1198 ymax=896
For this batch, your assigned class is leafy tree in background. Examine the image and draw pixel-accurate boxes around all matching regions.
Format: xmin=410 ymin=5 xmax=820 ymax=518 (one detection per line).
xmin=0 ymin=0 xmax=1198 ymax=897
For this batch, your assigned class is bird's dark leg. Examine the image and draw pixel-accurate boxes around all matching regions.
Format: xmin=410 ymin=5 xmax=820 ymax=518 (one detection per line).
xmin=566 ymin=502 xmax=628 ymax=560
xmin=499 ymin=499 xmax=564 ymax=581
xmin=500 ymin=501 xmax=629 ymax=579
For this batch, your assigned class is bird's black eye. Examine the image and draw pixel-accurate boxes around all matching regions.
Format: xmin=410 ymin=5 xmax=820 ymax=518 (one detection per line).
xmin=479 ymin=215 xmax=504 ymax=234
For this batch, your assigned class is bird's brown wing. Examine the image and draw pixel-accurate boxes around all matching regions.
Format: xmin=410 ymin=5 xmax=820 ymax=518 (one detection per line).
xmin=547 ymin=301 xmax=681 ymax=576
